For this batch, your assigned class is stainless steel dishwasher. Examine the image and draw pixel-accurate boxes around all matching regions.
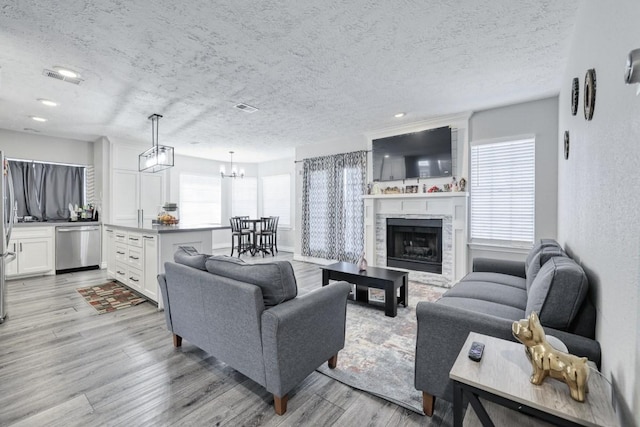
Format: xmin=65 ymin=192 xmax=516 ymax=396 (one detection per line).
xmin=55 ymin=225 xmax=101 ymax=272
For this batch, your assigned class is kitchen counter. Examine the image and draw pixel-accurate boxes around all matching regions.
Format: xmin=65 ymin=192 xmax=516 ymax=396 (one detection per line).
xmin=105 ymin=223 xmax=225 ymax=309
xmin=103 ymin=223 xmax=228 ymax=234
xmin=15 ymin=221 xmax=101 ymax=227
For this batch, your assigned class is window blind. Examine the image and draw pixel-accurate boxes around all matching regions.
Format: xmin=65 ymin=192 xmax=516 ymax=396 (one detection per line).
xmin=262 ymin=174 xmax=291 ymax=226
xmin=470 ymin=137 xmax=535 ymax=244
xmin=179 ymin=173 xmax=221 ymax=225
xmin=231 ymin=177 xmax=257 ymax=218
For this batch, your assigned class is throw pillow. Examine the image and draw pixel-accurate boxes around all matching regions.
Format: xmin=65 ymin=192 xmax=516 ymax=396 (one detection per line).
xmin=525 ymin=246 xmax=566 ymax=293
xmin=205 ymin=256 xmax=297 ymax=307
xmin=524 ymin=238 xmax=562 ymax=274
xmin=173 ymin=246 xmax=211 ymax=271
xmin=525 ymin=257 xmax=588 ymax=330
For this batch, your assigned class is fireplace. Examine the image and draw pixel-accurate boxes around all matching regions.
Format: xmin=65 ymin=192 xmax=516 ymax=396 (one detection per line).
xmin=386 ymin=218 xmax=443 ymax=274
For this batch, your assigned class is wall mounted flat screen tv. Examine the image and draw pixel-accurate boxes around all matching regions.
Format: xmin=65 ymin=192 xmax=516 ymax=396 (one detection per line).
xmin=372 ymin=126 xmax=452 ymax=181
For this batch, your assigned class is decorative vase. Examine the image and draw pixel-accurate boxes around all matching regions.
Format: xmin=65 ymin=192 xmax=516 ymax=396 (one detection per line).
xmin=357 ymin=252 xmax=368 ymax=271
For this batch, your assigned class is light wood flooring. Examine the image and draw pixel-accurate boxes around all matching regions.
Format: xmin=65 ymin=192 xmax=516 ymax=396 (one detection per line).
xmin=0 ymin=251 xmax=453 ymax=426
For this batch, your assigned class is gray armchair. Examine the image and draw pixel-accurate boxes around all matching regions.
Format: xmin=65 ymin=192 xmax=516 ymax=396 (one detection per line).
xmin=158 ymin=252 xmax=351 ymax=415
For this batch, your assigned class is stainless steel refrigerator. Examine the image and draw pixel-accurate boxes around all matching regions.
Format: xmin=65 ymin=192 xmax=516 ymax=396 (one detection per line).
xmin=1 ymin=153 xmax=16 ymax=323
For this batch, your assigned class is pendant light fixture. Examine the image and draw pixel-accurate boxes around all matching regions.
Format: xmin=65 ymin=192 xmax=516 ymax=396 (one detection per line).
xmin=220 ymin=151 xmax=244 ymax=178
xmin=139 ymin=113 xmax=174 ymax=173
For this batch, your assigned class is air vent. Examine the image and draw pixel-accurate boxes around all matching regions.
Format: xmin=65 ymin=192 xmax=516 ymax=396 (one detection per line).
xmin=42 ymin=69 xmax=83 ymax=85
xmin=234 ymin=103 xmax=258 ymax=113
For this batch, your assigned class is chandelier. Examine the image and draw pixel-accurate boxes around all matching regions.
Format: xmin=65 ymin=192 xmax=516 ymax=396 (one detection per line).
xmin=220 ymin=151 xmax=244 ymax=178
xmin=139 ymin=113 xmax=174 ymax=173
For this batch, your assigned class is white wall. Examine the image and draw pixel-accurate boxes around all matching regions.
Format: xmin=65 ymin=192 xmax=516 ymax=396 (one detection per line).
xmin=258 ymin=158 xmax=295 ymax=251
xmin=468 ymin=97 xmax=559 ymax=266
xmin=168 ymin=154 xmax=259 ymax=249
xmin=558 ymin=2 xmax=640 ymax=425
xmin=0 ymin=129 xmax=93 ymax=165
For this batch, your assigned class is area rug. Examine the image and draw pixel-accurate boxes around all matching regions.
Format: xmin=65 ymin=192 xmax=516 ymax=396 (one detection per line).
xmin=76 ymin=282 xmax=147 ymax=314
xmin=316 ymin=281 xmax=446 ymax=414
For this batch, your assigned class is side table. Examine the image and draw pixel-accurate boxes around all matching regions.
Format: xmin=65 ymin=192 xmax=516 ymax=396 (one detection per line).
xmin=449 ymin=332 xmax=617 ymax=427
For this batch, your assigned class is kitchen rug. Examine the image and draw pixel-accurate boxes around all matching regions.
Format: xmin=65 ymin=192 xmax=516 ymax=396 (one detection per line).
xmin=316 ymin=281 xmax=446 ymax=415
xmin=76 ymin=282 xmax=147 ymax=314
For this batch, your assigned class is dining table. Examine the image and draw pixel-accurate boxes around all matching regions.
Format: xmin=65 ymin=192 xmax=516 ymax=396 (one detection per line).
xmin=241 ymin=218 xmax=269 ymax=256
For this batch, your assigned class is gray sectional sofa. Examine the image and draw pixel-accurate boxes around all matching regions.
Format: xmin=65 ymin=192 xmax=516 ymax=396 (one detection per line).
xmin=157 ymin=248 xmax=351 ymax=415
xmin=414 ymin=239 xmax=600 ymax=416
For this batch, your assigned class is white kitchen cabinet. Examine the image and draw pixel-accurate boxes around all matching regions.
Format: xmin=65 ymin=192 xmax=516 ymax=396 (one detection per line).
xmin=112 ymin=170 xmax=139 ymax=224
xmin=142 ymin=233 xmax=158 ymax=300
xmin=106 ymin=227 xmax=159 ymax=303
xmin=111 ymin=143 xmax=167 ymax=226
xmin=7 ymin=227 xmax=55 ymax=278
xmin=105 ymin=228 xmax=115 ymax=279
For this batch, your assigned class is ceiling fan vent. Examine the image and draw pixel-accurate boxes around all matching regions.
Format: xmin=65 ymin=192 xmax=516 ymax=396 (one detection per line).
xmin=234 ymin=103 xmax=258 ymax=113
xmin=42 ymin=69 xmax=83 ymax=85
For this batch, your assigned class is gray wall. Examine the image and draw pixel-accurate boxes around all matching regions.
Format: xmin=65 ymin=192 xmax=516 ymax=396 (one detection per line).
xmin=0 ymin=129 xmax=94 ymax=165
xmin=558 ymin=2 xmax=640 ymax=424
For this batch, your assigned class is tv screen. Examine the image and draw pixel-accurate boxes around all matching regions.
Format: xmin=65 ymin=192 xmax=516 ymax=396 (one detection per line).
xmin=372 ymin=126 xmax=452 ymax=181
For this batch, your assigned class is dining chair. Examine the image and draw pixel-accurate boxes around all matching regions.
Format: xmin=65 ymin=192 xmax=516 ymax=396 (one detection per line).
xmin=271 ymin=216 xmax=279 ymax=253
xmin=230 ymin=216 xmax=251 ymax=257
xmin=256 ymin=216 xmax=277 ymax=257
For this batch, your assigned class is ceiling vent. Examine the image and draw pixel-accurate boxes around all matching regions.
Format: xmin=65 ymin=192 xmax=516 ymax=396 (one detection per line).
xmin=42 ymin=69 xmax=83 ymax=85
xmin=234 ymin=103 xmax=258 ymax=113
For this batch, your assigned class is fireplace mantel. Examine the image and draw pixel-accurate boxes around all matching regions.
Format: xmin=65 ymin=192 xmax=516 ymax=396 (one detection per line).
xmin=362 ymin=192 xmax=468 ymax=287
xmin=362 ymin=192 xmax=468 ymax=200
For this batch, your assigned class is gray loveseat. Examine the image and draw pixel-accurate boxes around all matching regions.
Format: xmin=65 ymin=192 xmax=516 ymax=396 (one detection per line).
xmin=414 ymin=239 xmax=600 ymax=416
xmin=157 ymin=248 xmax=351 ymax=415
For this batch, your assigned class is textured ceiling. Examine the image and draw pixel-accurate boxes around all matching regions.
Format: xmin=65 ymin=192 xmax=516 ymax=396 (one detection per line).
xmin=0 ymin=1 xmax=581 ymax=162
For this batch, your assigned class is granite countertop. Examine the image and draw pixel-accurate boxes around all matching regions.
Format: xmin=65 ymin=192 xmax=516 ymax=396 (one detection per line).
xmin=104 ymin=223 xmax=229 ymax=234
xmin=14 ymin=220 xmax=101 ymax=227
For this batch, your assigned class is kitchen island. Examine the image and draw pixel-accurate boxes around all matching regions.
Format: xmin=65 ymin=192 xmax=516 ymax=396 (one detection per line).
xmin=104 ymin=223 xmax=229 ymax=308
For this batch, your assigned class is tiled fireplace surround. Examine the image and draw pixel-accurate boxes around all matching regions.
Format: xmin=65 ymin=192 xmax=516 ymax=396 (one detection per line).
xmin=363 ymin=193 xmax=468 ymax=288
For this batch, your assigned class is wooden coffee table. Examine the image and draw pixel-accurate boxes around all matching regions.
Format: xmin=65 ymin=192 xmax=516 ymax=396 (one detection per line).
xmin=450 ymin=332 xmax=617 ymax=427
xmin=320 ymin=262 xmax=408 ymax=317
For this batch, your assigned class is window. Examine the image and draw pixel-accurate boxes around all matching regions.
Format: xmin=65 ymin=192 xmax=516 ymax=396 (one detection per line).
xmin=231 ymin=177 xmax=257 ymax=218
xmin=8 ymin=160 xmax=85 ymax=221
xmin=470 ymin=137 xmax=535 ymax=245
xmin=179 ymin=173 xmax=221 ymax=225
xmin=262 ymin=174 xmax=291 ymax=226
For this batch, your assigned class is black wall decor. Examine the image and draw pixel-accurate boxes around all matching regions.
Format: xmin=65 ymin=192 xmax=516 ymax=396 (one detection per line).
xmin=564 ymin=131 xmax=570 ymax=160
xmin=571 ymin=77 xmax=579 ymax=116
xmin=584 ymin=69 xmax=596 ymax=120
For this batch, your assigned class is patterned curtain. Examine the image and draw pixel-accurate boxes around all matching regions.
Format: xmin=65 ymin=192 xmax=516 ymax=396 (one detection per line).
xmin=302 ymin=150 xmax=367 ymax=262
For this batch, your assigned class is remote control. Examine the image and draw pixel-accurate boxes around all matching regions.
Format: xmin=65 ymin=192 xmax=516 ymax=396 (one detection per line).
xmin=468 ymin=341 xmax=485 ymax=362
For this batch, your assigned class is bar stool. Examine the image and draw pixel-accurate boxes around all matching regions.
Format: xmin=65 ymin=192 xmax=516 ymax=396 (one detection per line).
xmin=271 ymin=216 xmax=279 ymax=253
xmin=256 ymin=216 xmax=277 ymax=257
xmin=230 ymin=216 xmax=250 ymax=257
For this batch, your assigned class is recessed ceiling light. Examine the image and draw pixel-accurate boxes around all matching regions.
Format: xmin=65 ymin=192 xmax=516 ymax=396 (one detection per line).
xmin=30 ymin=116 xmax=47 ymax=122
xmin=38 ymin=98 xmax=58 ymax=107
xmin=394 ymin=112 xmax=405 ymax=118
xmin=53 ymin=66 xmax=79 ymax=79
xmin=234 ymin=103 xmax=259 ymax=113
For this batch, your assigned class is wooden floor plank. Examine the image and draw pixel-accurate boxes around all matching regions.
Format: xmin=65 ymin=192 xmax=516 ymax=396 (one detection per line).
xmin=0 ymin=251 xmax=453 ymax=426
xmin=8 ymin=394 xmax=94 ymax=427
